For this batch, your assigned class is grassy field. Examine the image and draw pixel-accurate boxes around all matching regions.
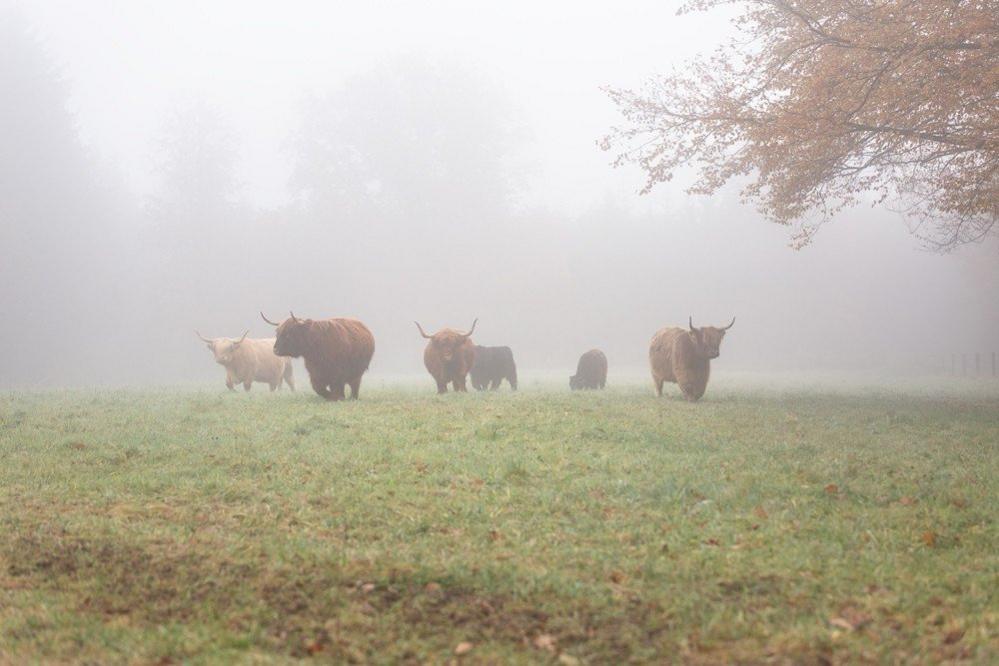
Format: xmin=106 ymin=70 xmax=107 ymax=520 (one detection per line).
xmin=1 ymin=381 xmax=996 ymax=664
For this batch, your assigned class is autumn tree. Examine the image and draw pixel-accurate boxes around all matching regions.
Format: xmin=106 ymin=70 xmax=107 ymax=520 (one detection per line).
xmin=601 ymin=0 xmax=998 ymax=250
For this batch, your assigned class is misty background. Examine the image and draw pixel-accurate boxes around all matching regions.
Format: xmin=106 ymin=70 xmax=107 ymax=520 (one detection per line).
xmin=2 ymin=0 xmax=997 ymax=389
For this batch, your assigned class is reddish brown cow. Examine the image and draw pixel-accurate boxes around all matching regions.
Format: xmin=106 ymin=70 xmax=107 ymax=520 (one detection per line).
xmin=261 ymin=311 xmax=375 ymax=401
xmin=649 ymin=317 xmax=734 ymax=401
xmin=415 ymin=319 xmax=477 ymax=393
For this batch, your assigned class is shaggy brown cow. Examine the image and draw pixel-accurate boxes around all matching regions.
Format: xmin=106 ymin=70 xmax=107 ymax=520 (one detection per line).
xmin=649 ymin=317 xmax=734 ymax=401
xmin=416 ymin=319 xmax=477 ymax=393
xmin=470 ymin=345 xmax=518 ymax=391
xmin=196 ymin=330 xmax=294 ymax=392
xmin=570 ymin=349 xmax=607 ymax=390
xmin=261 ymin=312 xmax=375 ymax=401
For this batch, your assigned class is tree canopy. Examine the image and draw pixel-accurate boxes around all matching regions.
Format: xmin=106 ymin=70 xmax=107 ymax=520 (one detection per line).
xmin=602 ymin=0 xmax=998 ymax=250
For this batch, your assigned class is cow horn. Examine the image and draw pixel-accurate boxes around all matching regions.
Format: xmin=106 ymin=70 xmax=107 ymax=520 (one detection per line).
xmin=233 ymin=330 xmax=249 ymax=345
xmin=195 ymin=330 xmax=213 ymax=343
xmin=289 ymin=311 xmax=301 ymax=323
xmin=689 ymin=316 xmax=696 ymax=332
xmin=461 ymin=318 xmax=478 ymax=338
xmin=414 ymin=321 xmax=432 ymax=339
xmin=260 ymin=312 xmax=280 ymax=327
xmin=721 ymin=317 xmax=735 ymax=331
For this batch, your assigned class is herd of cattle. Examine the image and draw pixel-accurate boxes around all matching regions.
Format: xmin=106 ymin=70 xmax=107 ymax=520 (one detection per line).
xmin=196 ymin=312 xmax=735 ymax=402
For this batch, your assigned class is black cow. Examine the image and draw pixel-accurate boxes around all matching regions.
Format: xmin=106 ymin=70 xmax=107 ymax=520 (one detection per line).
xmin=470 ymin=346 xmax=518 ymax=391
xmin=570 ymin=349 xmax=607 ymax=390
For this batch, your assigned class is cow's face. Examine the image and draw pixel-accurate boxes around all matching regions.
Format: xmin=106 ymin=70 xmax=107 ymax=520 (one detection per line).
xmin=196 ymin=330 xmax=247 ymax=366
xmin=272 ymin=318 xmax=310 ymax=358
xmin=688 ymin=317 xmax=735 ymax=360
xmin=569 ymin=374 xmax=581 ymax=390
xmin=430 ymin=331 xmax=469 ymax=364
xmin=208 ymin=339 xmax=243 ymax=365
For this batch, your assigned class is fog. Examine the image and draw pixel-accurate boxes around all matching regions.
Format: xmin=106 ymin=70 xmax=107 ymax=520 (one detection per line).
xmin=2 ymin=0 xmax=997 ymax=389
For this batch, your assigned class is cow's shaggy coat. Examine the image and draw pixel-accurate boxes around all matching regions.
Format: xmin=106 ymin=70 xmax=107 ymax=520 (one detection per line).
xmin=263 ymin=313 xmax=375 ymax=401
xmin=196 ymin=331 xmax=294 ymax=392
xmin=416 ymin=319 xmax=477 ymax=393
xmin=470 ymin=345 xmax=518 ymax=390
xmin=649 ymin=317 xmax=734 ymax=401
xmin=570 ymin=349 xmax=607 ymax=390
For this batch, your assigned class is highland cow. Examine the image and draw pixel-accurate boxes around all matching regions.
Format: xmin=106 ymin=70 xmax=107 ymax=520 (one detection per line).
xmin=570 ymin=349 xmax=607 ymax=390
xmin=261 ymin=312 xmax=375 ymax=401
xmin=649 ymin=317 xmax=734 ymax=401
xmin=416 ymin=319 xmax=477 ymax=393
xmin=470 ymin=345 xmax=518 ymax=391
xmin=196 ymin=330 xmax=294 ymax=392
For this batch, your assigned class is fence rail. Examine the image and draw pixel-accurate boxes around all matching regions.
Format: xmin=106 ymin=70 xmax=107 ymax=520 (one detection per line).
xmin=950 ymin=352 xmax=997 ymax=377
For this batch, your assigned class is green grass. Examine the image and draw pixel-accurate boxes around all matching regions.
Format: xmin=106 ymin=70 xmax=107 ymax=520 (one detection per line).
xmin=1 ymin=383 xmax=996 ymax=663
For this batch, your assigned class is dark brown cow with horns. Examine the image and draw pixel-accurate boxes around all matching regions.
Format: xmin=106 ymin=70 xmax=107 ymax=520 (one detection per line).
xmin=261 ymin=311 xmax=375 ymax=401
xmin=415 ymin=319 xmax=478 ymax=393
xmin=649 ymin=316 xmax=735 ymax=401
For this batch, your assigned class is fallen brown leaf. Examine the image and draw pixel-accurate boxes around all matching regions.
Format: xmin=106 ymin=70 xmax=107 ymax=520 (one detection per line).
xmin=898 ymin=496 xmax=917 ymax=506
xmin=922 ymin=531 xmax=937 ymax=547
xmin=943 ymin=629 xmax=965 ymax=645
xmin=533 ymin=634 xmax=557 ymax=652
xmin=824 ymin=484 xmax=839 ymax=495
xmin=829 ymin=617 xmax=854 ymax=631
xmin=608 ymin=570 xmax=626 ymax=584
xmin=454 ymin=641 xmax=474 ymax=656
xmin=558 ymin=654 xmax=580 ymax=666
xmin=753 ymin=505 xmax=768 ymax=520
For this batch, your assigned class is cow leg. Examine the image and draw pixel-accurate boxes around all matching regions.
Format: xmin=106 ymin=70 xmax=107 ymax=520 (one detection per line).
xmin=270 ymin=382 xmax=278 ymax=392
xmin=226 ymin=378 xmax=235 ymax=391
xmin=436 ymin=379 xmax=448 ymax=394
xmin=489 ymin=378 xmax=500 ymax=390
xmin=348 ymin=377 xmax=361 ymax=400
xmin=454 ymin=376 xmax=468 ymax=392
xmin=331 ymin=382 xmax=347 ymax=401
xmin=309 ymin=375 xmax=334 ymax=400
xmin=509 ymin=371 xmax=518 ymax=391
xmin=284 ymin=364 xmax=295 ymax=391
xmin=654 ymin=377 xmax=664 ymax=397
xmin=243 ymin=380 xmax=252 ymax=392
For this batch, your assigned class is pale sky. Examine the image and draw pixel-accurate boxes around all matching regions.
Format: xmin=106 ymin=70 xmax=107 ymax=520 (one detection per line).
xmin=19 ymin=0 xmax=733 ymax=211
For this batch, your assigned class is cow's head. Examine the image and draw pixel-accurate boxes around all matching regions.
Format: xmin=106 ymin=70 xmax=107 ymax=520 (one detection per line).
xmin=261 ymin=311 xmax=309 ymax=358
xmin=687 ymin=316 xmax=735 ymax=360
xmin=196 ymin=330 xmax=248 ymax=366
xmin=569 ymin=374 xmax=582 ymax=390
xmin=415 ymin=319 xmax=477 ymax=363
